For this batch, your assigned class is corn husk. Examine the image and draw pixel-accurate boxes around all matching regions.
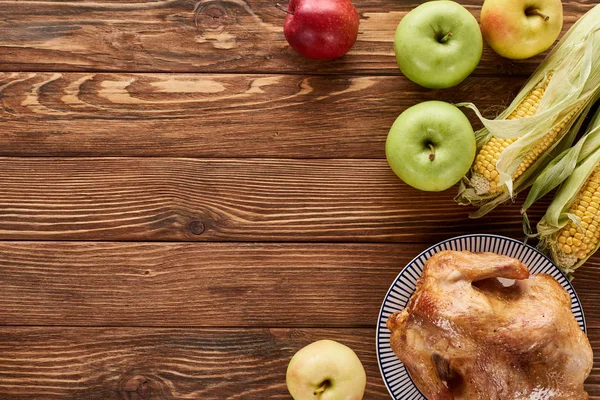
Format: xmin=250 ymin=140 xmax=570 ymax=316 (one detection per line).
xmin=456 ymin=5 xmax=600 ymax=218
xmin=523 ymin=107 xmax=600 ymax=215
xmin=530 ymin=108 xmax=600 ymax=275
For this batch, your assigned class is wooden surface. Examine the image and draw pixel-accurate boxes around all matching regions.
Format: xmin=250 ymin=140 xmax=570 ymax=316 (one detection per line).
xmin=0 ymin=0 xmax=591 ymax=75
xmin=0 ymin=73 xmax=524 ymax=158
xmin=0 ymin=158 xmax=550 ymax=241
xmin=1 ymin=0 xmax=599 ymax=399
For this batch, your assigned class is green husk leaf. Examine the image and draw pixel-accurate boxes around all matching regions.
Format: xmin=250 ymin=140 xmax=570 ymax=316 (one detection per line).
xmin=522 ymin=106 xmax=600 ymax=213
xmin=539 ymin=149 xmax=600 ymax=234
xmin=522 ymin=211 xmax=535 ymax=240
xmin=521 ymin=143 xmax=583 ymax=213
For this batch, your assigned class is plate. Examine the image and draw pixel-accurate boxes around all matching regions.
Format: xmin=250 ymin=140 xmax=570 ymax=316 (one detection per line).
xmin=376 ymin=234 xmax=586 ymax=400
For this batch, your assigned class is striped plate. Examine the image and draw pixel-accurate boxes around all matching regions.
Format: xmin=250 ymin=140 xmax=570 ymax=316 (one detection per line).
xmin=376 ymin=234 xmax=585 ymax=400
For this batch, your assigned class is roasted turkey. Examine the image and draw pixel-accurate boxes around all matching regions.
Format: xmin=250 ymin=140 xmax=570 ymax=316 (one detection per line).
xmin=386 ymin=250 xmax=592 ymax=400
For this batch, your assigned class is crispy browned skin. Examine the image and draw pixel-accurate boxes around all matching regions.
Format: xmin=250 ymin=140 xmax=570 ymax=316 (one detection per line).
xmin=387 ymin=250 xmax=593 ymax=400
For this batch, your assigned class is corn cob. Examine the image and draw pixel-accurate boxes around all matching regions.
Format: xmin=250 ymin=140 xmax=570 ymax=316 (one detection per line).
xmin=473 ymin=101 xmax=583 ymax=195
xmin=456 ymin=4 xmax=600 ymax=218
xmin=527 ymin=107 xmax=600 ymax=275
xmin=472 ymin=73 xmax=553 ymax=194
xmin=465 ymin=75 xmax=588 ymax=200
xmin=554 ymin=166 xmax=600 ymax=268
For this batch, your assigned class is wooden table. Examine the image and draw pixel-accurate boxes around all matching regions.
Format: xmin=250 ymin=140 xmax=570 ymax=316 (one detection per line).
xmin=0 ymin=0 xmax=599 ymax=398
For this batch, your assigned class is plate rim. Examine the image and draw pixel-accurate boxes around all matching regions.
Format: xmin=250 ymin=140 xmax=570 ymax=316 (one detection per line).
xmin=375 ymin=233 xmax=586 ymax=400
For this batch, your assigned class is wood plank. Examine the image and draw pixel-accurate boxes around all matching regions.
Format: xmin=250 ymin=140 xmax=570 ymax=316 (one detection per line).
xmin=1 ymin=241 xmax=598 ymax=327
xmin=0 ymin=242 xmax=414 ymax=327
xmin=0 ymin=326 xmax=598 ymax=399
xmin=0 ymin=72 xmax=526 ymax=158
xmin=0 ymin=158 xmax=550 ymax=242
xmin=0 ymin=327 xmax=388 ymax=399
xmin=0 ymin=0 xmax=589 ymax=75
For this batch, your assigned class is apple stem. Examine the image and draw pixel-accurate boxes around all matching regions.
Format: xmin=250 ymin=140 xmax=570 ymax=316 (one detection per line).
xmin=526 ymin=8 xmax=549 ymax=21
xmin=313 ymin=384 xmax=326 ymax=397
xmin=428 ymin=144 xmax=435 ymax=161
xmin=275 ymin=3 xmax=294 ymax=15
xmin=439 ymin=32 xmax=452 ymax=43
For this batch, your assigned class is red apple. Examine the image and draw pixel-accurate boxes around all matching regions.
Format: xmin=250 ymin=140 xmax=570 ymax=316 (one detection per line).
xmin=279 ymin=0 xmax=359 ymax=60
xmin=480 ymin=0 xmax=563 ymax=59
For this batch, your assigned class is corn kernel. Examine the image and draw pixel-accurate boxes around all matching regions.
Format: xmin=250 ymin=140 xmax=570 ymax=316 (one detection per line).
xmin=472 ymin=73 xmax=555 ymax=194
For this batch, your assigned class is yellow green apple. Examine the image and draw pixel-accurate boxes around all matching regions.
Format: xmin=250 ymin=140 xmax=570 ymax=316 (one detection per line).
xmin=386 ymin=101 xmax=476 ymax=192
xmin=394 ymin=0 xmax=483 ymax=89
xmin=286 ymin=340 xmax=366 ymax=400
xmin=481 ymin=0 xmax=563 ymax=59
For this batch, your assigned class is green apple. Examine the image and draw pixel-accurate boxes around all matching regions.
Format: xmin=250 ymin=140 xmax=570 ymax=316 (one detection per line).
xmin=386 ymin=101 xmax=475 ymax=192
xmin=286 ymin=340 xmax=366 ymax=400
xmin=394 ymin=1 xmax=483 ymax=89
xmin=481 ymin=0 xmax=563 ymax=59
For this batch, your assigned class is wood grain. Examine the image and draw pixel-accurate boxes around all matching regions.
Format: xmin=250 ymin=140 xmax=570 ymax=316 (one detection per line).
xmin=2 ymin=1 xmax=599 ymax=398
xmin=0 ymin=157 xmax=550 ymax=242
xmin=0 ymin=72 xmax=526 ymax=158
xmin=0 ymin=0 xmax=591 ymax=75
xmin=0 ymin=242 xmax=415 ymax=327
xmin=0 ymin=326 xmax=598 ymax=399
xmin=0 ymin=327 xmax=388 ymax=399
xmin=1 ymin=241 xmax=599 ymax=328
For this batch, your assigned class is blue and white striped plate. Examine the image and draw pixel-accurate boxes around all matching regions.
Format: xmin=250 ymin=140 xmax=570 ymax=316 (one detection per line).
xmin=376 ymin=234 xmax=585 ymax=400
